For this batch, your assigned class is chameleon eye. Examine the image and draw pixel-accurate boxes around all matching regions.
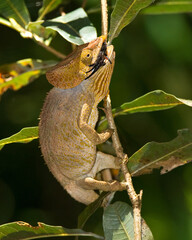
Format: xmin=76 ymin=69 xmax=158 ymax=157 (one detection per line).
xmin=81 ymin=50 xmax=93 ymax=65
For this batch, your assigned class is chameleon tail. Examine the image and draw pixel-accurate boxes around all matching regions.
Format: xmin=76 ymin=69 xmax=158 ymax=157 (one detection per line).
xmin=65 ymin=182 xmax=99 ymax=205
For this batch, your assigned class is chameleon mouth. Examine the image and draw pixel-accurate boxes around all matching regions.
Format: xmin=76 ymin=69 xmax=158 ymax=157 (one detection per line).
xmin=85 ymin=42 xmax=114 ymax=80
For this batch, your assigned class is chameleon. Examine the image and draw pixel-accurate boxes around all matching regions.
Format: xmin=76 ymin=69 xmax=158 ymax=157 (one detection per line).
xmin=39 ymin=36 xmax=126 ymax=205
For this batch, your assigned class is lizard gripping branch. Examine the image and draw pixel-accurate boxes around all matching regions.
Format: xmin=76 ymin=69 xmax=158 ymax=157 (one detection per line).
xmin=39 ymin=37 xmax=127 ymax=205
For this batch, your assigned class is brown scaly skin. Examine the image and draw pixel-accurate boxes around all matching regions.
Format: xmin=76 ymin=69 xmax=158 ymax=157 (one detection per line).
xmin=39 ymin=36 xmax=126 ymax=205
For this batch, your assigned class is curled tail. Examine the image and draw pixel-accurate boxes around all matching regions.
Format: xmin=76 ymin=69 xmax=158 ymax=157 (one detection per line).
xmin=65 ymin=181 xmax=99 ymax=205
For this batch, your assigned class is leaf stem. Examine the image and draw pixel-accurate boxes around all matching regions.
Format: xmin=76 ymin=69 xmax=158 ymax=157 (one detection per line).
xmin=34 ymin=39 xmax=66 ymax=59
xmin=104 ymin=94 xmax=143 ymax=240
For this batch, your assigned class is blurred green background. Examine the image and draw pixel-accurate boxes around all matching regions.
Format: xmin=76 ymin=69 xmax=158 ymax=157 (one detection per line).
xmin=0 ymin=1 xmax=192 ymax=239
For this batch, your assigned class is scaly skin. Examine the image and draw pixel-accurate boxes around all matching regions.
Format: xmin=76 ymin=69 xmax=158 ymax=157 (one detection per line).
xmin=39 ymin=37 xmax=125 ymax=204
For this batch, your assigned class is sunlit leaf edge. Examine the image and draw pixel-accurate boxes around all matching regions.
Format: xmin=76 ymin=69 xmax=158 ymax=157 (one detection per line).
xmin=98 ymin=90 xmax=192 ymax=131
xmin=142 ymin=1 xmax=192 ymax=14
xmin=0 ymin=127 xmax=38 ymax=150
xmin=0 ymin=221 xmax=103 ymax=239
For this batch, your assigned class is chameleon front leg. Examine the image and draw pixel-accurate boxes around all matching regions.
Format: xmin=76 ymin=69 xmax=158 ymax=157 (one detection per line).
xmin=78 ymin=102 xmax=113 ymax=144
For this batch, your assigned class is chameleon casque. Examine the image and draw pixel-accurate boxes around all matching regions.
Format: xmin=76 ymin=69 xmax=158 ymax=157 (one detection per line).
xmin=39 ymin=36 xmax=126 ymax=205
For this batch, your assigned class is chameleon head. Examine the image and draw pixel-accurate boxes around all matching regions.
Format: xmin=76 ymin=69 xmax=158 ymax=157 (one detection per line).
xmin=79 ymin=35 xmax=106 ymax=71
xmin=46 ymin=36 xmax=114 ymax=90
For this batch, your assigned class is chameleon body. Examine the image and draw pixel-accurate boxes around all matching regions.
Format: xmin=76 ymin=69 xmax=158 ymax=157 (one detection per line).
xmin=39 ymin=36 xmax=125 ymax=205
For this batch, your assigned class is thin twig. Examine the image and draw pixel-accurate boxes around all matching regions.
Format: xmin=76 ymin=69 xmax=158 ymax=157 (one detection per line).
xmin=34 ymin=39 xmax=66 ymax=60
xmin=101 ymin=0 xmax=108 ymax=37
xmin=82 ymin=0 xmax=87 ymax=9
xmin=100 ymin=0 xmax=114 ymax=198
xmin=104 ymin=94 xmax=143 ymax=240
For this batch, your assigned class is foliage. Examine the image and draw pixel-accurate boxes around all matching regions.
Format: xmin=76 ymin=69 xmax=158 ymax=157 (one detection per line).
xmin=0 ymin=127 xmax=38 ymax=150
xmin=42 ymin=8 xmax=97 ymax=45
xmin=142 ymin=0 xmax=192 ymax=15
xmin=0 ymin=59 xmax=56 ymax=95
xmin=0 ymin=0 xmax=192 ymax=239
xmin=0 ymin=221 xmax=103 ymax=240
xmin=108 ymin=0 xmax=155 ymax=42
xmin=103 ymin=202 xmax=153 ymax=240
xmin=128 ymin=129 xmax=192 ymax=176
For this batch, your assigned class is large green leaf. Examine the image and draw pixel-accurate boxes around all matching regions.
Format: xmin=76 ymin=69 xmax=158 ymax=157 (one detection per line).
xmin=0 ymin=59 xmax=57 ymax=95
xmin=98 ymin=90 xmax=192 ymax=131
xmin=128 ymin=129 xmax=192 ymax=176
xmin=38 ymin=0 xmax=69 ymax=20
xmin=0 ymin=221 xmax=103 ymax=240
xmin=142 ymin=0 xmax=192 ymax=14
xmin=108 ymin=0 xmax=155 ymax=43
xmin=0 ymin=127 xmax=38 ymax=151
xmin=0 ymin=0 xmax=30 ymax=27
xmin=42 ymin=8 xmax=97 ymax=45
xmin=103 ymin=201 xmax=153 ymax=240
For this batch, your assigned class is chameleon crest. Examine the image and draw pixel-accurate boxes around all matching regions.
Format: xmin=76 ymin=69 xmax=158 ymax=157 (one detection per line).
xmin=46 ymin=36 xmax=106 ymax=89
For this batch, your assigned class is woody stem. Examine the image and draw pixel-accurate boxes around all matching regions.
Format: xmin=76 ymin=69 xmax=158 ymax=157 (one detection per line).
xmin=101 ymin=0 xmax=108 ymax=37
xmin=104 ymin=94 xmax=143 ymax=240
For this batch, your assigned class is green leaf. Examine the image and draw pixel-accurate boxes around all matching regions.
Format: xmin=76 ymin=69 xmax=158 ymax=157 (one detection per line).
xmin=114 ymin=90 xmax=192 ymax=114
xmin=38 ymin=0 xmax=69 ymax=21
xmin=128 ymin=129 xmax=192 ymax=176
xmin=42 ymin=8 xmax=97 ymax=45
xmin=103 ymin=201 xmax=154 ymax=240
xmin=78 ymin=192 xmax=111 ymax=229
xmin=0 ymin=70 xmax=41 ymax=94
xmin=0 ymin=127 xmax=38 ymax=151
xmin=0 ymin=221 xmax=103 ymax=240
xmin=0 ymin=58 xmax=57 ymax=94
xmin=26 ymin=21 xmax=55 ymax=45
xmin=0 ymin=0 xmax=30 ymax=28
xmin=108 ymin=0 xmax=155 ymax=43
xmin=142 ymin=0 xmax=192 ymax=14
xmin=98 ymin=90 xmax=192 ymax=131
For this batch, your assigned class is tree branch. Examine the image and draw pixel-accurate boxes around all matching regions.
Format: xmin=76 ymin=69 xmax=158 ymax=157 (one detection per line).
xmin=100 ymin=0 xmax=115 ymax=202
xmin=101 ymin=0 xmax=108 ymax=37
xmin=100 ymin=1 xmax=143 ymax=238
xmin=104 ymin=94 xmax=143 ymax=240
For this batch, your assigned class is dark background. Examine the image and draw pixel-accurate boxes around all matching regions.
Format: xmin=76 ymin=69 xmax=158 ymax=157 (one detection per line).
xmin=0 ymin=1 xmax=192 ymax=239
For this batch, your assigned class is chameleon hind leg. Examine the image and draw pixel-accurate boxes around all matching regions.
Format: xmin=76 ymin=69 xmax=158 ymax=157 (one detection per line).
xmin=78 ymin=177 xmax=126 ymax=192
xmin=78 ymin=102 xmax=113 ymax=144
xmin=91 ymin=151 xmax=121 ymax=176
xmin=77 ymin=151 xmax=126 ymax=192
